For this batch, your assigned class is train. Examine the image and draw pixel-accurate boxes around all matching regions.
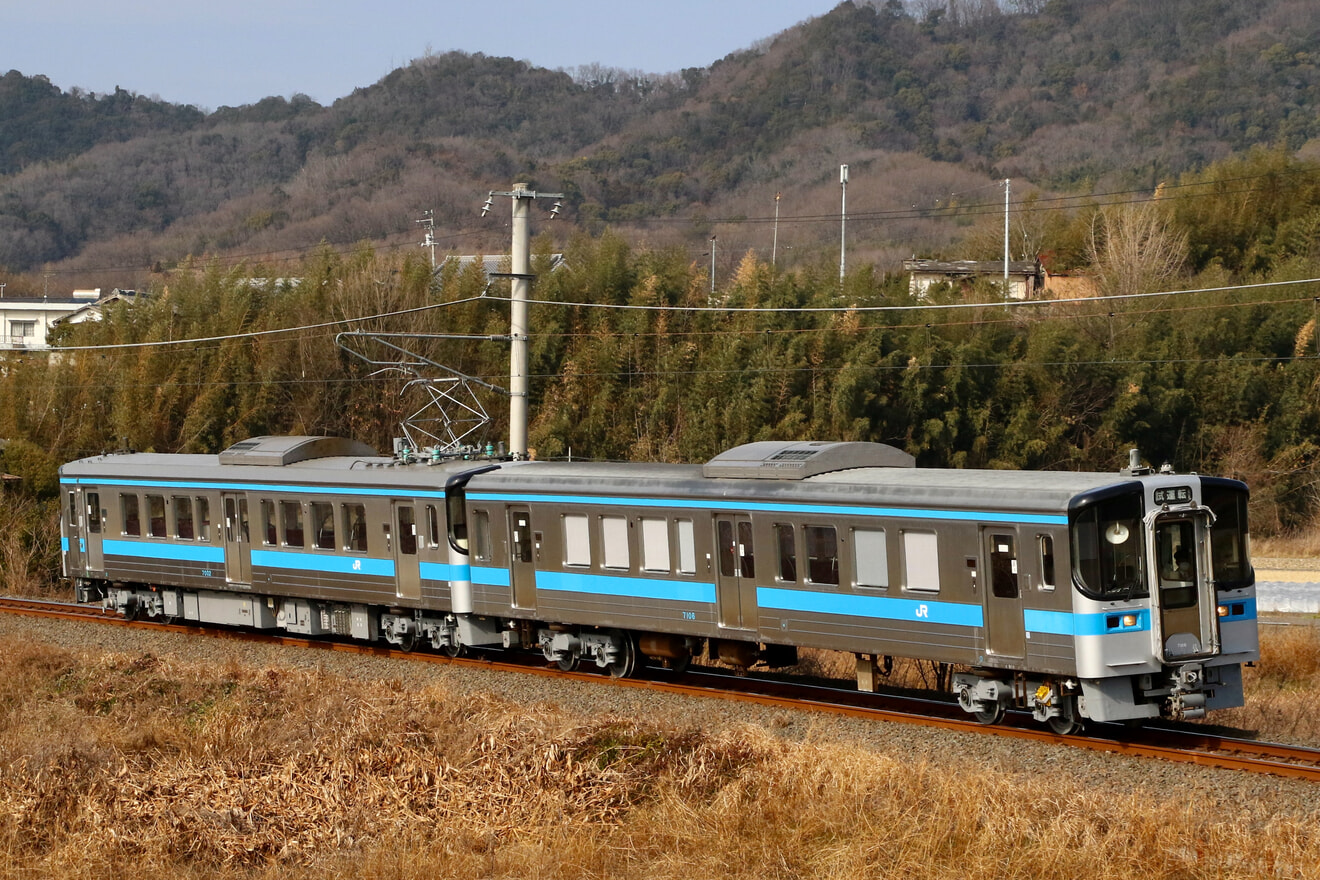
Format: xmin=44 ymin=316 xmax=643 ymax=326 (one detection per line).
xmin=59 ymin=435 xmax=1258 ymax=733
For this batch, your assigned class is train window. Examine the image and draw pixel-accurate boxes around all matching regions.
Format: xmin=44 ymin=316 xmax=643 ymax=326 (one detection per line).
xmin=121 ymin=494 xmax=141 ymax=536
xmin=426 ymin=505 xmax=441 ymax=549
xmin=195 ymin=497 xmax=210 ymax=541
xmin=472 ymin=510 xmax=491 ymax=561
xmin=602 ymin=516 xmax=629 ymax=569
xmin=564 ymin=514 xmax=591 ymax=566
xmin=805 ymin=525 xmax=839 ymax=585
xmin=146 ymin=495 xmax=167 ymax=538
xmin=1203 ymin=484 xmax=1250 ymax=589
xmin=775 ymin=524 xmax=798 ymax=583
xmin=640 ymin=518 xmax=671 ymax=572
xmin=342 ymin=503 xmax=368 ymax=553
xmin=1155 ymin=519 xmax=1198 ymax=609
xmin=311 ymin=502 xmax=335 ymax=550
xmin=853 ymin=529 xmax=888 ymax=588
xmin=718 ymin=520 xmax=756 ymax=579
xmin=281 ymin=500 xmax=304 ymax=548
xmin=989 ymin=534 xmax=1018 ymax=599
xmin=86 ymin=493 xmax=102 ymax=534
xmin=173 ymin=496 xmax=195 ymax=540
xmin=676 ymin=519 xmax=696 ymax=574
xmin=1071 ymin=493 xmax=1147 ymax=600
xmin=1038 ymin=535 xmax=1055 ymax=590
xmin=447 ymin=493 xmax=469 ymax=553
xmin=397 ymin=506 xmax=418 ymax=555
xmin=67 ymin=492 xmax=78 ymax=528
xmin=902 ymin=531 xmax=940 ymax=592
xmin=261 ymin=500 xmax=277 ymax=545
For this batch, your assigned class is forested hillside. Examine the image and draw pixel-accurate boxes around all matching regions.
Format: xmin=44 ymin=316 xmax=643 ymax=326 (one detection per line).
xmin=4 ymin=0 xmax=1320 ymax=287
xmin=2 ymin=148 xmax=1319 ymax=535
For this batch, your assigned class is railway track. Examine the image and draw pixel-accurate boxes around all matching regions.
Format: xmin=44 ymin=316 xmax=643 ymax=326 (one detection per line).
xmin=4 ymin=595 xmax=1318 ymax=782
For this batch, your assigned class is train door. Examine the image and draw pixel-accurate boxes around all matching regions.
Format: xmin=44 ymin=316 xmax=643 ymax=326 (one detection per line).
xmin=393 ymin=502 xmax=422 ymax=602
xmin=507 ymin=506 xmax=537 ymax=610
xmin=714 ymin=515 xmax=756 ymax=629
xmin=77 ymin=488 xmax=105 ymax=571
xmin=982 ymin=528 xmax=1026 ymax=658
xmin=222 ymin=494 xmax=251 ymax=585
xmin=1152 ymin=515 xmax=1218 ymax=659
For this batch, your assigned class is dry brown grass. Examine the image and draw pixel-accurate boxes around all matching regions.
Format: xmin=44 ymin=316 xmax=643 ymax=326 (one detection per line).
xmin=1254 ymin=530 xmax=1320 ymax=560
xmin=1218 ymin=624 xmax=1320 ymax=742
xmin=2 ymin=638 xmax=1318 ymax=879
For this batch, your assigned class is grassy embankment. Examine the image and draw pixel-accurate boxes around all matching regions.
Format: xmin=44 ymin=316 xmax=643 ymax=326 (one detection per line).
xmin=1 ymin=634 xmax=1319 ymax=880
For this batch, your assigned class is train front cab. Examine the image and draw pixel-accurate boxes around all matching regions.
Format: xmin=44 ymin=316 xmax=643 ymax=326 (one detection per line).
xmin=1068 ymin=477 xmax=1258 ymax=724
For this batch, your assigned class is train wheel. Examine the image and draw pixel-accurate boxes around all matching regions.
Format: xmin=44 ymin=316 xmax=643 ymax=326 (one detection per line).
xmin=1047 ymin=700 xmax=1082 ymax=735
xmin=397 ymin=629 xmax=417 ymax=653
xmin=607 ymin=631 xmax=637 ymax=679
xmin=443 ymin=641 xmax=465 ymax=658
xmin=557 ymin=653 xmax=580 ymax=672
xmin=974 ymin=704 xmax=1005 ymax=725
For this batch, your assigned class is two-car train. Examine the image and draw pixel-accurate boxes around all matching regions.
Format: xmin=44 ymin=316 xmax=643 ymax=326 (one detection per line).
xmin=59 ymin=435 xmax=1258 ymax=733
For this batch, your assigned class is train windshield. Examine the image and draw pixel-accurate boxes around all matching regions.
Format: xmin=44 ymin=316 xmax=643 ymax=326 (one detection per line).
xmin=1071 ymin=491 xmax=1148 ymax=600
xmin=1203 ymin=483 xmax=1251 ymax=589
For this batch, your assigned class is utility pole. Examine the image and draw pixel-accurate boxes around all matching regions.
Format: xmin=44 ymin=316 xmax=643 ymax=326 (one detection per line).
xmin=416 ymin=210 xmax=436 ymax=269
xmin=839 ymin=165 xmax=849 ymax=283
xmin=1003 ymin=178 xmax=1011 ymax=299
xmin=481 ymin=183 xmax=563 ymax=460
xmin=772 ymin=192 xmax=781 ymax=268
xmin=709 ymin=236 xmax=717 ymax=294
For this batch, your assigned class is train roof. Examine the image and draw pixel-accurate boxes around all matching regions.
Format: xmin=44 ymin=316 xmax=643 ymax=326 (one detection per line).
xmin=58 ymin=437 xmax=1194 ymax=516
xmin=464 ymin=459 xmax=1142 ymax=515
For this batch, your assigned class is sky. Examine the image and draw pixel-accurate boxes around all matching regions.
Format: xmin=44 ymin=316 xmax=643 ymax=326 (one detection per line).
xmin=4 ymin=0 xmax=841 ymax=110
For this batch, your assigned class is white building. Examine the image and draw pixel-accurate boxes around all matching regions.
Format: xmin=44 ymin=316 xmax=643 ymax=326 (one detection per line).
xmin=0 ymin=289 xmax=137 ymax=350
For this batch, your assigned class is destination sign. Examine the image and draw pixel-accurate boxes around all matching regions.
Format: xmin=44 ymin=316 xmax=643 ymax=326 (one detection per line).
xmin=1153 ymin=485 xmax=1194 ymax=505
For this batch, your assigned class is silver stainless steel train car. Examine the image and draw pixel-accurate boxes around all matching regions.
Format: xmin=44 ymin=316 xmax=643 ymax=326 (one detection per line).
xmin=60 ymin=436 xmax=1258 ymax=732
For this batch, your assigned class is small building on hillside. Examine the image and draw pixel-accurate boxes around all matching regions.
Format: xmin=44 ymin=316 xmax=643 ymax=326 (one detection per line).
xmin=903 ymin=259 xmax=1044 ymax=301
xmin=1 ymin=288 xmax=141 ymax=351
xmin=54 ymin=288 xmax=140 ymax=326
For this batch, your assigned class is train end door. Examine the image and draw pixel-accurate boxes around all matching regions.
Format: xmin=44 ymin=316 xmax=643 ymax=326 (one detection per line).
xmin=67 ymin=488 xmax=106 ymax=573
xmin=1152 ymin=515 xmax=1219 ymax=660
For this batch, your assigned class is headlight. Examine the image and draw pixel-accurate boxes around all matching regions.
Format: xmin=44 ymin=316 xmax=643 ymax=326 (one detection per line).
xmin=1217 ymin=605 xmax=1229 ymax=617
xmin=1121 ymin=614 xmax=1137 ymax=628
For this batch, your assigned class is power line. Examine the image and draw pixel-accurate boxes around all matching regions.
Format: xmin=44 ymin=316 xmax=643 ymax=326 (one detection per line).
xmin=488 ymin=277 xmax=1320 ymax=315
xmin=47 ymin=295 xmax=492 ymax=353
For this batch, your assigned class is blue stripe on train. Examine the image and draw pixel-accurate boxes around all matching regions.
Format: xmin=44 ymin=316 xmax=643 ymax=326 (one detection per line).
xmin=536 ymin=570 xmax=717 ymax=604
xmin=250 ymin=549 xmax=394 ymax=578
xmin=419 ymin=561 xmax=468 ymax=582
xmin=103 ymin=539 xmax=225 ymax=564
xmin=758 ymin=586 xmax=985 ymax=628
xmin=471 ymin=565 xmax=511 ymax=587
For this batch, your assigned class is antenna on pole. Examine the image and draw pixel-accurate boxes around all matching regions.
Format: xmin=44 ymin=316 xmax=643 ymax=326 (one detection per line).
xmin=416 ymin=210 xmax=436 ymax=269
xmin=772 ymin=192 xmax=781 ymax=268
xmin=480 ymin=183 xmax=565 ymax=461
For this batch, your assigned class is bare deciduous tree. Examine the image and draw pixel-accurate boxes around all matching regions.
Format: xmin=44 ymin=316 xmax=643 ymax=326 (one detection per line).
xmin=1088 ymin=187 xmax=1188 ymax=297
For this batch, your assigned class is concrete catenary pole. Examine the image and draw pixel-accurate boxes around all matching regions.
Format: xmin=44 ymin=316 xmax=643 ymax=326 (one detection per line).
xmin=482 ymin=182 xmax=563 ymax=460
xmin=509 ymin=184 xmax=532 ymax=460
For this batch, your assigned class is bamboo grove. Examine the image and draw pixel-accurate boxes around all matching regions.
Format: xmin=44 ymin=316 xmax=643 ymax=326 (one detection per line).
xmin=3 ymin=151 xmax=1320 ymax=537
